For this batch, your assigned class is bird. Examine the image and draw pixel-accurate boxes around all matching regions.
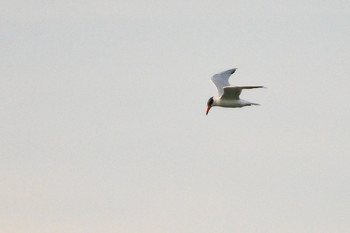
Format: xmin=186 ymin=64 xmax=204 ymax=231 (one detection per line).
xmin=206 ymin=68 xmax=264 ymax=115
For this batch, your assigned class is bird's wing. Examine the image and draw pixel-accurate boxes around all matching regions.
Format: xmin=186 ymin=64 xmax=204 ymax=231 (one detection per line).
xmin=221 ymin=86 xmax=264 ymax=100
xmin=211 ymin=68 xmax=237 ymax=96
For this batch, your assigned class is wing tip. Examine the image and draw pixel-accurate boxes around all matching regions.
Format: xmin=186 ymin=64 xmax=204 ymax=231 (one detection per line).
xmin=231 ymin=68 xmax=238 ymax=74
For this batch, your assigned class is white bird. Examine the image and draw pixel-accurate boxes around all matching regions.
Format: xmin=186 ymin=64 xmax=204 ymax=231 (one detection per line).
xmin=206 ymin=68 xmax=264 ymax=115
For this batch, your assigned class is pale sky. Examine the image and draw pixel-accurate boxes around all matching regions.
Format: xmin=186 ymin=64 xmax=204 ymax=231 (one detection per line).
xmin=1 ymin=1 xmax=350 ymax=233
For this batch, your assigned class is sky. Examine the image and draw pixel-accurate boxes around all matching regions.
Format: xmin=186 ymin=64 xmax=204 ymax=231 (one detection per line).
xmin=1 ymin=1 xmax=350 ymax=233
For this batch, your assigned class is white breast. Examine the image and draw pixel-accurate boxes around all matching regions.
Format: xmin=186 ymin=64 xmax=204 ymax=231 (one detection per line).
xmin=215 ymin=98 xmax=251 ymax=108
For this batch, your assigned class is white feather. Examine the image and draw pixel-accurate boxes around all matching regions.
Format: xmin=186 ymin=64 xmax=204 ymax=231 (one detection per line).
xmin=210 ymin=68 xmax=237 ymax=96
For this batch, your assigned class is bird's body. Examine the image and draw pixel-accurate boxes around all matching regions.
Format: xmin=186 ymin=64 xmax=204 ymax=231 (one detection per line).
xmin=212 ymin=97 xmax=257 ymax=108
xmin=206 ymin=68 xmax=264 ymax=115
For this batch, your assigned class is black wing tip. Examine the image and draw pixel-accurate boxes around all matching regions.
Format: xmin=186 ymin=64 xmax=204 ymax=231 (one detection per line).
xmin=231 ymin=68 xmax=238 ymax=74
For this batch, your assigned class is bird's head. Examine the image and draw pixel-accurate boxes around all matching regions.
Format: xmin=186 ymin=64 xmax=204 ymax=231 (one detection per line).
xmin=206 ymin=96 xmax=214 ymax=115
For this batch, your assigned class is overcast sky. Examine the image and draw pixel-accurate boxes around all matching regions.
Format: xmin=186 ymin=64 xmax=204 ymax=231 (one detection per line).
xmin=1 ymin=1 xmax=350 ymax=233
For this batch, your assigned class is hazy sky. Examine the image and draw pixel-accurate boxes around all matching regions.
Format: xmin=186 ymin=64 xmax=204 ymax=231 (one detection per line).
xmin=1 ymin=1 xmax=350 ymax=233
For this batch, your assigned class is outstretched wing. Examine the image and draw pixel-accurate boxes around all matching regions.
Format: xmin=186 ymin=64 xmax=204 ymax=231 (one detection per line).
xmin=211 ymin=68 xmax=237 ymax=96
xmin=221 ymin=86 xmax=264 ymax=100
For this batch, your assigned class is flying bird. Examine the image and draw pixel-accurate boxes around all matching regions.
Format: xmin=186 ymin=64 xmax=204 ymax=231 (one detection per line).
xmin=206 ymin=68 xmax=264 ymax=115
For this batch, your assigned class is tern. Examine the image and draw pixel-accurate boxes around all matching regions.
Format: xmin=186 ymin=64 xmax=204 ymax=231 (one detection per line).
xmin=206 ymin=68 xmax=264 ymax=115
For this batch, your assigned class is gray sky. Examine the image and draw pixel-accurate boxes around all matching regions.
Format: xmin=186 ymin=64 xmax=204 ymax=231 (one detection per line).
xmin=1 ymin=1 xmax=350 ymax=232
